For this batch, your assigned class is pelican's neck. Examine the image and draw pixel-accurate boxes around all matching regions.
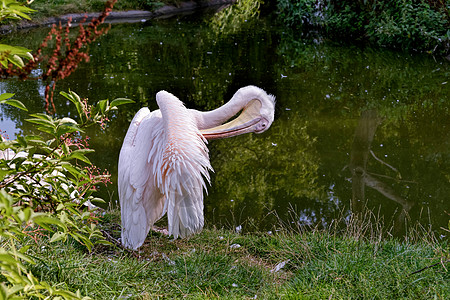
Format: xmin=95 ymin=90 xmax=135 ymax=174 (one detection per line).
xmin=193 ymin=86 xmax=267 ymax=130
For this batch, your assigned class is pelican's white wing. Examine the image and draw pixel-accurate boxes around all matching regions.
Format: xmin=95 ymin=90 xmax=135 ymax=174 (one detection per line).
xmin=118 ymin=107 xmax=166 ymax=250
xmin=155 ymin=91 xmax=212 ymax=239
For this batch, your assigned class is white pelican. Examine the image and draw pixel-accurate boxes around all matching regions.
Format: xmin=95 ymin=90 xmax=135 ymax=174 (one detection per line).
xmin=118 ymin=86 xmax=275 ymax=249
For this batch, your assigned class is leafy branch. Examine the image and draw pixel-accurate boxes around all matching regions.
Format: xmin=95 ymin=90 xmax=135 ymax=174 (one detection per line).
xmin=0 ymin=91 xmax=133 ymax=299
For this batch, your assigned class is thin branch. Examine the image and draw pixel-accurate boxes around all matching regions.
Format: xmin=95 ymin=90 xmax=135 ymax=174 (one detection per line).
xmin=100 ymin=229 xmax=139 ymax=257
xmin=370 ymin=150 xmax=400 ymax=174
xmin=366 ymin=171 xmax=417 ymax=184
xmin=409 ymin=259 xmax=449 ymax=276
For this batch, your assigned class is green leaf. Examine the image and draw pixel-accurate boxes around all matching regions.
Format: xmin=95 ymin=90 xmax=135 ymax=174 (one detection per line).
xmin=90 ymin=197 xmax=106 ymax=205
xmin=110 ymin=98 xmax=134 ymax=108
xmin=26 ymin=120 xmax=54 ymax=128
xmin=0 ymin=169 xmax=13 ymax=181
xmin=0 ymin=93 xmax=14 ymax=101
xmin=0 ymin=99 xmax=28 ymax=111
xmin=10 ymin=9 xmax=32 ymax=20
xmin=97 ymin=99 xmax=108 ymax=114
xmin=17 ymin=207 xmax=32 ymax=222
xmin=28 ymin=113 xmax=54 ymax=122
xmin=17 ymin=135 xmax=27 ymax=147
xmin=60 ymin=91 xmax=84 ymax=119
xmin=0 ymin=2 xmax=36 ymax=21
xmin=0 ymin=44 xmax=32 ymax=56
xmin=70 ymin=232 xmax=93 ymax=252
xmin=12 ymin=156 xmax=26 ymax=170
xmin=26 ymin=138 xmax=46 ymax=147
xmin=8 ymin=54 xmax=24 ymax=67
xmin=0 ymin=44 xmax=33 ymax=70
xmin=50 ymin=231 xmax=67 ymax=243
xmin=33 ymin=215 xmax=67 ymax=231
xmin=61 ymin=163 xmax=83 ymax=177
xmin=19 ymin=245 xmax=32 ymax=254
xmin=24 ymin=123 xmax=56 ymax=136
xmin=61 ymin=142 xmax=70 ymax=155
xmin=64 ymin=149 xmax=94 ymax=164
xmin=59 ymin=117 xmax=78 ymax=125
xmin=3 ymin=249 xmax=34 ymax=264
xmin=0 ymin=252 xmax=22 ymax=265
xmin=56 ymin=123 xmax=82 ymax=137
xmin=26 ymin=114 xmax=57 ymax=136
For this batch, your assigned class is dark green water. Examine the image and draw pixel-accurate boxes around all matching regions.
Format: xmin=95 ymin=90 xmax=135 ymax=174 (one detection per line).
xmin=0 ymin=12 xmax=449 ymax=237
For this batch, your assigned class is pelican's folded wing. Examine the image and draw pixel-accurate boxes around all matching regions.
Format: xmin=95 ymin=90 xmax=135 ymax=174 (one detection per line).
xmin=118 ymin=108 xmax=166 ymax=250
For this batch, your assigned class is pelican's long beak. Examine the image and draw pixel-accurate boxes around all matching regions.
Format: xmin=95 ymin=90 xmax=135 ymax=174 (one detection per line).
xmin=200 ymin=99 xmax=262 ymax=140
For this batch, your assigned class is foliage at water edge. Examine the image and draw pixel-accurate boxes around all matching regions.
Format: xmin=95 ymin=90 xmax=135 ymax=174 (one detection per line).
xmin=276 ymin=0 xmax=450 ymax=55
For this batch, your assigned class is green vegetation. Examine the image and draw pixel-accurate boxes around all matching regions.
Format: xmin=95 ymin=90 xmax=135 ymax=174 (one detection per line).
xmin=27 ymin=0 xmax=166 ymax=19
xmin=277 ymin=0 xmax=450 ymax=55
xmin=209 ymin=0 xmax=262 ymax=35
xmin=0 ymin=1 xmax=448 ymax=299
xmin=21 ymin=209 xmax=450 ymax=299
xmin=0 ymin=0 xmax=35 ymax=21
xmin=0 ymin=92 xmax=133 ymax=299
xmin=5 ymin=1 xmax=449 ymax=54
xmin=27 ymin=0 xmax=110 ymax=18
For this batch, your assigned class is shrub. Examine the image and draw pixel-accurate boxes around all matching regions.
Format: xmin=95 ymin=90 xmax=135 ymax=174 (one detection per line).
xmin=277 ymin=0 xmax=324 ymax=27
xmin=276 ymin=0 xmax=450 ymax=54
xmin=0 ymin=91 xmax=133 ymax=299
xmin=367 ymin=0 xmax=449 ymax=52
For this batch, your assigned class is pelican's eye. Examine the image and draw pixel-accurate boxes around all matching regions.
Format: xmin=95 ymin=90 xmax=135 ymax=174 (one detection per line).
xmin=255 ymin=119 xmax=270 ymax=133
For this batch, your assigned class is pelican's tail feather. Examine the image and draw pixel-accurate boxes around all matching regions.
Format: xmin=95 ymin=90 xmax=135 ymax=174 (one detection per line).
xmin=166 ymin=173 xmax=205 ymax=238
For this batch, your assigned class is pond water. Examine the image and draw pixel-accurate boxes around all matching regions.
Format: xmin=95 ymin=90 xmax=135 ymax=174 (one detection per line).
xmin=0 ymin=10 xmax=449 ymax=238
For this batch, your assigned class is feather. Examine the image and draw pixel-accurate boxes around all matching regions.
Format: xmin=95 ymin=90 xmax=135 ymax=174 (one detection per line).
xmin=119 ymin=93 xmax=212 ymax=247
xmin=119 ymin=86 xmax=275 ymax=249
xmin=118 ymin=108 xmax=166 ymax=250
xmin=156 ymin=91 xmax=212 ymax=239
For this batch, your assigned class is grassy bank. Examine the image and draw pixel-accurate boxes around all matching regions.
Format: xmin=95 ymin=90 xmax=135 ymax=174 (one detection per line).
xmin=26 ymin=0 xmax=166 ymax=20
xmin=23 ymin=210 xmax=449 ymax=299
xmin=11 ymin=1 xmax=450 ymax=55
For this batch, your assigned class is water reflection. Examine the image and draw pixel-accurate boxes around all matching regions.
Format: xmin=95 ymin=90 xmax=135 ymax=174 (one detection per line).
xmin=0 ymin=13 xmax=448 ymax=237
xmin=348 ymin=110 xmax=414 ymax=235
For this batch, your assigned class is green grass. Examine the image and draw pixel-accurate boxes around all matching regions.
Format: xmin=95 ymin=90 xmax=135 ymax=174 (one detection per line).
xmin=22 ymin=210 xmax=449 ymax=299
